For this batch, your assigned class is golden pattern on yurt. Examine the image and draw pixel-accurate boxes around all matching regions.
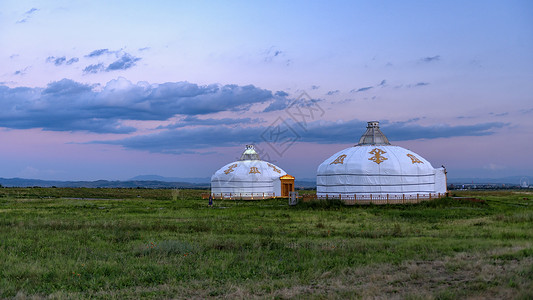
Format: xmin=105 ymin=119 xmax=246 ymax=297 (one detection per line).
xmin=330 ymin=154 xmax=347 ymax=165
xmin=407 ymin=153 xmax=423 ymax=164
xmin=224 ymin=163 xmax=238 ymax=174
xmin=249 ymin=167 xmax=261 ymax=174
xmin=267 ymin=163 xmax=281 ymax=173
xmin=368 ymin=148 xmax=388 ymax=164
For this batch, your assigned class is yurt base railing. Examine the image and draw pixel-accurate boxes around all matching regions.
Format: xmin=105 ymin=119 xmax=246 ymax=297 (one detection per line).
xmin=208 ymin=192 xmax=277 ymax=200
xmin=303 ymin=193 xmax=449 ymax=205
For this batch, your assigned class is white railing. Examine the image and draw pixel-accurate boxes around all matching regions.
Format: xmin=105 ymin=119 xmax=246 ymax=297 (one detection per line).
xmin=210 ymin=192 xmax=276 ymax=200
xmin=303 ymin=193 xmax=448 ymax=205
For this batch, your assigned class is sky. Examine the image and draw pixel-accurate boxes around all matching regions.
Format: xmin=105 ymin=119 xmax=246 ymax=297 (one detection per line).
xmin=0 ymin=0 xmax=532 ymax=181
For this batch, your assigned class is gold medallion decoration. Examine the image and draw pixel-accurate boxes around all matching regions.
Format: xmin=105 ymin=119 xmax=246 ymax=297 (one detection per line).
xmin=224 ymin=164 xmax=238 ymax=174
xmin=368 ymin=148 xmax=387 ymax=164
xmin=407 ymin=153 xmax=423 ymax=164
xmin=267 ymin=163 xmax=281 ymax=173
xmin=249 ymin=167 xmax=261 ymax=174
xmin=330 ymin=154 xmax=347 ymax=165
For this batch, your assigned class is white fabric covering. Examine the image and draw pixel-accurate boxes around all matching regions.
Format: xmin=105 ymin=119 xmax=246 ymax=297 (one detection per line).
xmin=317 ymin=145 xmax=447 ymax=197
xmin=211 ymin=155 xmax=288 ymax=198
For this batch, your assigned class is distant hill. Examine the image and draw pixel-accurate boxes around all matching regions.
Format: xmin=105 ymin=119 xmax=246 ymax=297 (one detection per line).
xmin=131 ymin=175 xmax=318 ymax=188
xmin=1 ymin=175 xmax=529 ymax=189
xmin=0 ymin=178 xmax=209 ymax=189
xmin=130 ymin=175 xmax=211 ymax=184
xmin=448 ymin=176 xmax=531 ymax=185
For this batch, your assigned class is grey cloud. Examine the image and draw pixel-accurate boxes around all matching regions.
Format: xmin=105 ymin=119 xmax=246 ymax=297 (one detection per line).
xmin=47 ymin=56 xmax=79 ymax=66
xmin=86 ymin=49 xmax=112 ymax=57
xmin=160 ymin=116 xmax=261 ymax=129
xmin=263 ymin=98 xmax=290 ymax=112
xmin=378 ymin=80 xmax=386 ymax=87
xmin=106 ymin=53 xmax=141 ymax=71
xmin=46 ymin=56 xmax=66 ymax=66
xmin=16 ymin=8 xmax=38 ymax=24
xmin=263 ymin=93 xmax=321 ymax=113
xmin=91 ymin=118 xmax=508 ymax=153
xmin=421 ymin=55 xmax=440 ymax=63
xmin=351 ymin=86 xmax=373 ymax=93
xmin=264 ymin=47 xmax=283 ymax=62
xmin=66 ymin=58 xmax=79 ymax=65
xmin=83 ymin=51 xmax=141 ymax=73
xmin=83 ymin=63 xmax=105 ymax=74
xmin=13 ymin=67 xmax=29 ymax=76
xmin=520 ymin=108 xmax=533 ymax=114
xmin=0 ymin=78 xmax=278 ymax=133
xmin=488 ymin=112 xmax=509 ymax=117
xmin=326 ymin=90 xmax=339 ymax=96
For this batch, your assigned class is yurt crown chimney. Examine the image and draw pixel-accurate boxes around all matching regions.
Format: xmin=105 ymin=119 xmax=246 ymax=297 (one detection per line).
xmin=240 ymin=144 xmax=260 ymax=161
xmin=357 ymin=121 xmax=391 ymax=146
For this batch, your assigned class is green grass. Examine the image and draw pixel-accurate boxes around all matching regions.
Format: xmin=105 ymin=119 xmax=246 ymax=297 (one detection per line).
xmin=0 ymin=188 xmax=532 ymax=299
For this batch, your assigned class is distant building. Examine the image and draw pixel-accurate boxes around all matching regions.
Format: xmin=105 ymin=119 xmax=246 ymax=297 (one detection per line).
xmin=316 ymin=121 xmax=447 ymax=199
xmin=211 ymin=145 xmax=295 ymax=199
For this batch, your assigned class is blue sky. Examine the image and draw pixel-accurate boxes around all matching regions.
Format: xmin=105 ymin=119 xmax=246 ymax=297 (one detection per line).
xmin=0 ymin=0 xmax=532 ymax=181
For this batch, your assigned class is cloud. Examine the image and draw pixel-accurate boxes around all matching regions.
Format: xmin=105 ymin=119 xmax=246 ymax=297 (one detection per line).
xmin=13 ymin=67 xmax=30 ymax=76
xmin=83 ymin=63 xmax=105 ymax=74
xmin=83 ymin=51 xmax=141 ymax=73
xmin=311 ymin=85 xmax=320 ymax=90
xmin=138 ymin=47 xmax=151 ymax=52
xmin=520 ymin=108 xmax=533 ymax=114
xmin=91 ymin=118 xmax=508 ymax=153
xmin=16 ymin=8 xmax=38 ymax=23
xmin=378 ymin=80 xmax=386 ymax=87
xmin=160 ymin=116 xmax=262 ymax=129
xmin=489 ymin=112 xmax=508 ymax=117
xmin=106 ymin=53 xmax=141 ymax=71
xmin=326 ymin=90 xmax=339 ymax=96
xmin=85 ymin=49 xmax=112 ymax=57
xmin=350 ymin=86 xmax=373 ymax=93
xmin=264 ymin=47 xmax=283 ymax=62
xmin=421 ymin=55 xmax=440 ymax=63
xmin=66 ymin=58 xmax=79 ymax=65
xmin=46 ymin=56 xmax=79 ymax=66
xmin=262 ymin=92 xmax=320 ymax=113
xmin=263 ymin=98 xmax=291 ymax=112
xmin=396 ymin=82 xmax=430 ymax=89
xmin=0 ymin=78 xmax=278 ymax=133
xmin=263 ymin=46 xmax=291 ymax=66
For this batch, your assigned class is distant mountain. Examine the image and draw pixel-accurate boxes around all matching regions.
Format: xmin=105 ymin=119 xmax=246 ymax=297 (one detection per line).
xmin=0 ymin=178 xmax=209 ymax=188
xmin=130 ymin=175 xmax=210 ymax=184
xmin=1 ymin=175 xmax=529 ymax=189
xmin=448 ymin=176 xmax=531 ymax=185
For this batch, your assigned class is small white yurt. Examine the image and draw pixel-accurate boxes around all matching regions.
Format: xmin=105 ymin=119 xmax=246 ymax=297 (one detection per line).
xmin=211 ymin=145 xmax=295 ymax=199
xmin=317 ymin=121 xmax=447 ymax=199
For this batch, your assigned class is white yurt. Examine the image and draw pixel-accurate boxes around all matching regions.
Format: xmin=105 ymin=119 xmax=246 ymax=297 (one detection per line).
xmin=211 ymin=145 xmax=295 ymax=199
xmin=317 ymin=121 xmax=447 ymax=199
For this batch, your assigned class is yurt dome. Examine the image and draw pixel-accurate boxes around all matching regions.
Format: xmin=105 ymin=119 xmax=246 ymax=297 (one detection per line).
xmin=211 ymin=145 xmax=295 ymax=199
xmin=317 ymin=121 xmax=447 ymax=199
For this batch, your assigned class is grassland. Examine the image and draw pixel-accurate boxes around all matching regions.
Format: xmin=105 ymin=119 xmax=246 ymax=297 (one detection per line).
xmin=0 ymin=188 xmax=532 ymax=299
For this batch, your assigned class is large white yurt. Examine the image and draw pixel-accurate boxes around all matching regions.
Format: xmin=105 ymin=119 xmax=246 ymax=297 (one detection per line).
xmin=317 ymin=121 xmax=447 ymax=199
xmin=211 ymin=145 xmax=295 ymax=199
